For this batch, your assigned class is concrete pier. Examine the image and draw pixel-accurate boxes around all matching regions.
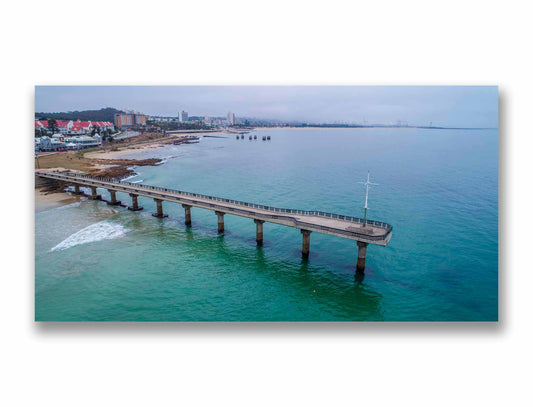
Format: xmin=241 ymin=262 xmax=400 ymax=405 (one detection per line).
xmin=182 ymin=204 xmax=192 ymax=226
xmin=301 ymin=229 xmax=311 ymax=258
xmin=356 ymin=241 xmax=368 ymax=273
xmin=37 ymin=171 xmax=393 ymax=274
xmin=216 ymin=211 xmax=225 ymax=233
xmin=128 ymin=193 xmax=143 ymax=211
xmin=254 ymin=219 xmax=264 ymax=245
xmin=107 ymin=189 xmax=121 ymax=206
xmin=74 ymin=184 xmax=81 ymax=195
xmin=90 ymin=186 xmax=101 ymax=200
xmin=152 ymin=198 xmax=168 ymax=218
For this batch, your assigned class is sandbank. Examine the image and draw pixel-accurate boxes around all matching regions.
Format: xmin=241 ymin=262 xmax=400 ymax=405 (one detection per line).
xmin=35 ymin=188 xmax=82 ymax=213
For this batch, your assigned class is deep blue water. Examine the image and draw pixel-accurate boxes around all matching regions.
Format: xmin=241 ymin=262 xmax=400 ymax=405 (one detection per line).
xmin=35 ymin=128 xmax=498 ymax=321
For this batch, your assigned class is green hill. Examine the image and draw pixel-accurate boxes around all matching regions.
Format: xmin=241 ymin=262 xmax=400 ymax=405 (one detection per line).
xmin=35 ymin=107 xmax=124 ymax=122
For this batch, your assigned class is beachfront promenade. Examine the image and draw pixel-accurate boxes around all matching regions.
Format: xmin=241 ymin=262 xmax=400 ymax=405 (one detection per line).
xmin=36 ymin=170 xmax=393 ymax=273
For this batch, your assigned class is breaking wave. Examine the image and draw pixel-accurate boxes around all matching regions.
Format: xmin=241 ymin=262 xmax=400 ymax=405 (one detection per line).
xmin=51 ymin=221 xmax=128 ymax=251
xmin=121 ymin=172 xmax=140 ymax=182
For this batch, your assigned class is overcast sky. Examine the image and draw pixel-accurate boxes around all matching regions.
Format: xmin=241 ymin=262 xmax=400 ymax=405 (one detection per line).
xmin=35 ymin=86 xmax=498 ymax=127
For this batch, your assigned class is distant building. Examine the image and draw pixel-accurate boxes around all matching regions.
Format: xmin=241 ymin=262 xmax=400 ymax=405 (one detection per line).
xmin=35 ymin=134 xmax=104 ymax=152
xmin=150 ymin=116 xmax=170 ymax=122
xmin=179 ymin=110 xmax=189 ymax=122
xmin=35 ymin=119 xmax=114 ymax=135
xmin=227 ymin=112 xmax=235 ymax=125
xmin=114 ymin=113 xmax=134 ymax=127
xmin=114 ymin=113 xmax=146 ymax=128
xmin=134 ymin=114 xmax=146 ymax=126
xmin=37 ymin=136 xmax=52 ymax=151
xmin=68 ymin=135 xmax=102 ymax=148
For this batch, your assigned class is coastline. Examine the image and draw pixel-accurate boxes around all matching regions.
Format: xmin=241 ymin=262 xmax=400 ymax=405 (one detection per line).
xmin=84 ymin=143 xmax=167 ymax=160
xmin=34 ymin=130 xmax=221 ymax=211
xmin=35 ymin=187 xmax=82 ymax=213
xmin=84 ymin=131 xmax=224 ymax=160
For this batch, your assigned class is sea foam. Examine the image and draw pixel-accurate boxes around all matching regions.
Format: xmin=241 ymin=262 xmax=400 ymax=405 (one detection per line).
xmin=51 ymin=221 xmax=128 ymax=252
xmin=121 ymin=172 xmax=140 ymax=182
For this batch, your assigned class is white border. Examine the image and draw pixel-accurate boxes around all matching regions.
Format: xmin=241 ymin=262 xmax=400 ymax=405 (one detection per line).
xmin=2 ymin=1 xmax=529 ymax=406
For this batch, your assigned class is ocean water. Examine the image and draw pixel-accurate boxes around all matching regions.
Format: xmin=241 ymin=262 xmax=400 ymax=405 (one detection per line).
xmin=35 ymin=128 xmax=498 ymax=321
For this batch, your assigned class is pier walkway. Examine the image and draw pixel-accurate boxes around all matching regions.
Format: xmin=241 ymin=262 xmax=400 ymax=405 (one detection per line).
xmin=37 ymin=170 xmax=393 ymax=273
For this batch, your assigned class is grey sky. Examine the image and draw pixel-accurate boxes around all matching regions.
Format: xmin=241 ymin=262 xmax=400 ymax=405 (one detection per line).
xmin=35 ymin=86 xmax=498 ymax=127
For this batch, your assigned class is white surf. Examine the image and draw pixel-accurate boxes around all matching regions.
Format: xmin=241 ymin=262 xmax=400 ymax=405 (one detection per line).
xmin=51 ymin=221 xmax=128 ymax=252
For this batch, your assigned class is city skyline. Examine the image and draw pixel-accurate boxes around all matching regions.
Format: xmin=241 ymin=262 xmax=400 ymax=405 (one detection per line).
xmin=35 ymin=86 xmax=498 ymax=127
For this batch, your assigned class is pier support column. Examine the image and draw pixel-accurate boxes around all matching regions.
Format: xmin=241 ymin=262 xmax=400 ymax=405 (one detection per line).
xmin=216 ymin=211 xmax=225 ymax=233
xmin=74 ymin=184 xmax=80 ymax=195
xmin=356 ymin=241 xmax=368 ymax=274
xmin=182 ymin=204 xmax=192 ymax=226
xmin=301 ymin=229 xmax=311 ymax=259
xmin=152 ymin=198 xmax=168 ymax=218
xmin=107 ymin=189 xmax=121 ymax=206
xmin=254 ymin=219 xmax=264 ymax=246
xmin=128 ymin=193 xmax=143 ymax=211
xmin=90 ymin=186 xmax=100 ymax=200
xmin=57 ymin=181 xmax=66 ymax=192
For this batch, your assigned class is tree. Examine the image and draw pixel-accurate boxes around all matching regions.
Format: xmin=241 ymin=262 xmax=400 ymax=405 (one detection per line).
xmin=48 ymin=118 xmax=57 ymax=134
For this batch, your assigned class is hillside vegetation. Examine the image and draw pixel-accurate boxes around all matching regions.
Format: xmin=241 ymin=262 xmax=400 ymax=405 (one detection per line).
xmin=35 ymin=107 xmax=124 ymax=122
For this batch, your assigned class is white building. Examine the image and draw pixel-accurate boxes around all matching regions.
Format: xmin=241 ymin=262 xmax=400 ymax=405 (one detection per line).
xmin=227 ymin=112 xmax=235 ymax=125
xmin=37 ymin=137 xmax=52 ymax=151
xmin=66 ymin=135 xmax=102 ymax=149
xmin=51 ymin=139 xmax=66 ymax=151
xmin=179 ymin=110 xmax=189 ymax=122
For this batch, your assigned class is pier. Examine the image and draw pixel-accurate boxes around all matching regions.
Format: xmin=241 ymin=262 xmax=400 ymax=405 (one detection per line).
xmin=36 ymin=170 xmax=393 ymax=273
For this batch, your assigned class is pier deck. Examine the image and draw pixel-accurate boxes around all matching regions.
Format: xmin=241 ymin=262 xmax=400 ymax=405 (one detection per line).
xmin=37 ymin=170 xmax=392 ymax=246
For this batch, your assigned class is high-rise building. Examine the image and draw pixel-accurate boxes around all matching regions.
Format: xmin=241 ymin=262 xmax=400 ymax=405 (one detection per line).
xmin=179 ymin=110 xmax=189 ymax=122
xmin=227 ymin=112 xmax=235 ymax=125
xmin=134 ymin=114 xmax=146 ymax=126
xmin=114 ymin=113 xmax=147 ymax=128
xmin=114 ymin=113 xmax=134 ymax=127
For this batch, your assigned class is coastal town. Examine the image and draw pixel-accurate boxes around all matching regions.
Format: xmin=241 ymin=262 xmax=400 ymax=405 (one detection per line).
xmin=34 ymin=120 xmax=113 ymax=152
xmin=33 ymin=109 xmax=244 ymax=153
xmin=34 ymin=108 xmax=241 ymax=211
xmin=35 ymin=106 xmax=440 ymax=154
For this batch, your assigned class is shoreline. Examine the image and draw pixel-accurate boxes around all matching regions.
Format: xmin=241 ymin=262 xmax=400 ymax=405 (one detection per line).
xmin=34 ymin=131 xmax=221 ymax=211
xmin=85 ymin=131 xmax=224 ymax=160
xmin=84 ymin=143 xmax=167 ymax=160
xmin=35 ymin=187 xmax=82 ymax=213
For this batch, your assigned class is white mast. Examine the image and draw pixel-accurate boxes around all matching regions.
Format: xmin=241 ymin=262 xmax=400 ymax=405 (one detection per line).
xmin=360 ymin=170 xmax=378 ymax=227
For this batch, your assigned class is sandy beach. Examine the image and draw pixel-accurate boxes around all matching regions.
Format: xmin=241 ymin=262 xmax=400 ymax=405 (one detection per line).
xmin=35 ymin=187 xmax=82 ymax=213
xmin=85 ymin=131 xmax=226 ymax=160
xmin=34 ymin=130 xmax=229 ymax=210
xmin=84 ymin=143 xmax=166 ymax=160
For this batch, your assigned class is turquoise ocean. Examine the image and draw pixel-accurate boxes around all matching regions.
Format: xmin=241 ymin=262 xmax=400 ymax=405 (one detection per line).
xmin=35 ymin=128 xmax=498 ymax=321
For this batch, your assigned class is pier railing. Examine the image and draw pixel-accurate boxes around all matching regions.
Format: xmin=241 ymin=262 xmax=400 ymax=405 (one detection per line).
xmin=47 ymin=170 xmax=393 ymax=234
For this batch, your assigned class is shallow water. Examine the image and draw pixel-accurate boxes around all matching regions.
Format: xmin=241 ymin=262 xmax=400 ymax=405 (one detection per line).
xmin=35 ymin=128 xmax=498 ymax=321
